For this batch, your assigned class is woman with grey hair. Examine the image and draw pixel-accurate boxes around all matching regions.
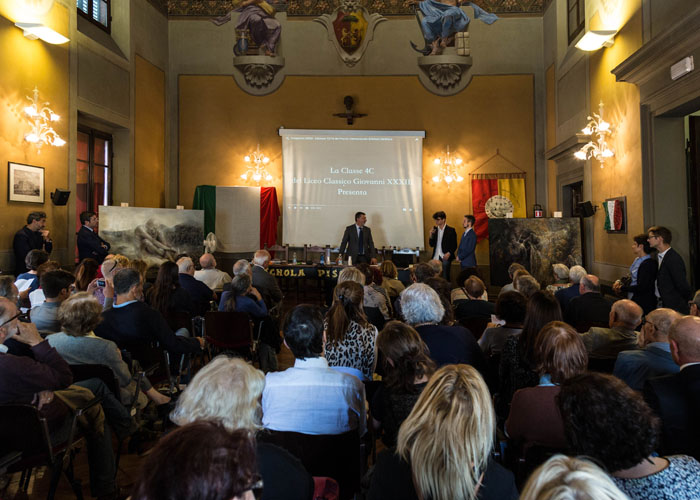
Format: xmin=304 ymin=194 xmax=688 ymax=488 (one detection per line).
xmin=546 ymin=263 xmax=570 ymax=294
xmin=401 ymin=284 xmax=487 ymax=375
xmin=170 ymin=355 xmax=314 ymax=500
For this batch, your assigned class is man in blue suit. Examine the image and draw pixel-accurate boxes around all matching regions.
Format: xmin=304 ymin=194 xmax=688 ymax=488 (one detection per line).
xmin=614 ymin=307 xmax=681 ymax=390
xmin=456 ymin=214 xmax=476 ymax=269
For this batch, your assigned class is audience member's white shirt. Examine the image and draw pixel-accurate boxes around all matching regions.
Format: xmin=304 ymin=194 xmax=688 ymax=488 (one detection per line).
xmin=262 ymin=356 xmax=367 ymax=436
xmin=194 ymin=268 xmax=232 ymax=291
xmin=29 ymin=288 xmax=46 ymax=309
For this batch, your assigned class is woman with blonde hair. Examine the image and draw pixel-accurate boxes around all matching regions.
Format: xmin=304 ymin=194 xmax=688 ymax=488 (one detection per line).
xmin=368 ymin=364 xmax=518 ymax=500
xmin=520 ymin=455 xmax=630 ymax=500
xmin=170 ymin=355 xmax=314 ymax=500
xmin=380 ymin=260 xmax=405 ymax=301
xmin=324 ymin=280 xmax=377 ymax=380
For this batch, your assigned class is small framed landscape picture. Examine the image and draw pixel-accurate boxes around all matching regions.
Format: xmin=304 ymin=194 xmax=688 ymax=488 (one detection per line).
xmin=8 ymin=162 xmax=44 ymax=204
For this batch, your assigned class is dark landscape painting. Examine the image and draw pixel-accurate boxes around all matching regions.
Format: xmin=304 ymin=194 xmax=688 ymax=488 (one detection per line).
xmin=489 ymin=218 xmax=582 ymax=287
xmin=100 ymin=206 xmax=204 ymax=266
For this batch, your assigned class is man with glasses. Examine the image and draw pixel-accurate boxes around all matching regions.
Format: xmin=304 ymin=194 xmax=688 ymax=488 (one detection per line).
xmin=614 ymin=308 xmax=681 ymax=390
xmin=648 ymin=226 xmax=692 ymax=314
xmin=428 ymin=211 xmax=458 ymax=281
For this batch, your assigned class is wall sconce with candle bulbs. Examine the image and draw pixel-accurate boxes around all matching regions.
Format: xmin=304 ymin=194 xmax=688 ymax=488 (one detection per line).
xmin=431 ymin=146 xmax=464 ymax=185
xmin=574 ymin=101 xmax=614 ymax=168
xmin=240 ymin=144 xmax=273 ymax=184
xmin=23 ymin=87 xmax=65 ymax=153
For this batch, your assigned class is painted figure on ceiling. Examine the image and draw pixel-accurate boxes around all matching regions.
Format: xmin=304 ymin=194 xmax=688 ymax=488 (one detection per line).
xmin=213 ymin=0 xmax=282 ymax=56
xmin=409 ymin=0 xmax=498 ymax=55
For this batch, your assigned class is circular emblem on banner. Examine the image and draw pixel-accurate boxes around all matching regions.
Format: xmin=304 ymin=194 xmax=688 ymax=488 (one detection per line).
xmin=484 ymin=195 xmax=514 ymax=218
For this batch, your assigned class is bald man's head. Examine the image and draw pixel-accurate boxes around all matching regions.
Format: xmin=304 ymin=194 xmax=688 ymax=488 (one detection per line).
xmin=610 ymin=299 xmax=643 ymax=330
xmin=580 ymin=274 xmax=600 ymax=294
xmin=645 ymin=308 xmax=681 ymax=342
xmin=669 ymin=316 xmax=700 ymax=364
xmin=200 ymin=253 xmax=216 ymax=269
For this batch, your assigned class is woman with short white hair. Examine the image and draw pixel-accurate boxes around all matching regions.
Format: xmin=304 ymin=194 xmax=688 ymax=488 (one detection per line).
xmin=400 ymin=284 xmax=486 ymax=373
xmin=368 ymin=364 xmax=517 ymax=499
xmin=170 ymin=355 xmax=314 ymax=500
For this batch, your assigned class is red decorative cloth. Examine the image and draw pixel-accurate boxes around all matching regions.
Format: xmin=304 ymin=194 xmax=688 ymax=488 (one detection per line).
xmin=260 ymin=187 xmax=280 ymax=249
xmin=471 ymin=178 xmax=498 ymax=242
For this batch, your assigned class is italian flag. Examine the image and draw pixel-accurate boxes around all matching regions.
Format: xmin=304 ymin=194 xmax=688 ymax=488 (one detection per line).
xmin=471 ymin=174 xmax=527 ymax=241
xmin=193 ymin=185 xmax=280 ymax=252
xmin=604 ymin=199 xmax=623 ymax=231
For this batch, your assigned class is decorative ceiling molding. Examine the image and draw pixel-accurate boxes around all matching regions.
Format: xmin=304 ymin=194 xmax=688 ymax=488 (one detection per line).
xmin=146 ymin=0 xmax=542 ymax=18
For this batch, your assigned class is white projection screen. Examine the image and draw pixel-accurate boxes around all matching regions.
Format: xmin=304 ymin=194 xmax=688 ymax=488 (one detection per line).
xmin=280 ymin=129 xmax=425 ymax=250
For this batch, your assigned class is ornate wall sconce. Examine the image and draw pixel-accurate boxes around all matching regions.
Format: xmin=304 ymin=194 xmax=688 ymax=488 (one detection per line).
xmin=24 ymin=87 xmax=65 ymax=152
xmin=574 ymin=101 xmax=614 ymax=167
xmin=431 ymin=146 xmax=464 ymax=185
xmin=241 ymin=144 xmax=273 ymax=184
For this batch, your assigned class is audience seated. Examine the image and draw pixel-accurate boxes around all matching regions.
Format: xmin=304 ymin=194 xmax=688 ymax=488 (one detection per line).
xmin=516 ymin=274 xmax=541 ymax=299
xmin=92 ymin=258 xmax=122 ymax=307
xmin=564 ymin=274 xmax=612 ymax=331
xmin=498 ymin=291 xmax=562 ymax=417
xmin=690 ymin=290 xmax=700 ymax=317
xmin=451 ymin=267 xmax=488 ymax=302
xmin=195 ymin=252 xmax=232 ymax=292
xmin=614 ymin=307 xmax=681 ymax=390
xmin=47 ymin=292 xmax=167 ymax=407
xmin=219 ymin=273 xmax=268 ymax=319
xmin=554 ymin=264 xmax=586 ymax=311
xmin=14 ymin=249 xmax=49 ymax=298
xmin=479 ymin=291 xmax=526 ymax=357
xmin=371 ymin=321 xmax=435 ymax=448
xmin=95 ymin=269 xmax=204 ymax=355
xmin=146 ymin=260 xmax=197 ymax=317
xmin=262 ymin=304 xmax=366 ymax=435
xmin=177 ymin=256 xmax=213 ymax=316
xmin=506 ymin=321 xmax=587 ymax=450
xmin=498 ymin=263 xmax=527 ymax=296
xmin=169 ymin=356 xmax=314 ymax=500
xmin=453 ymin=276 xmax=495 ymax=322
xmin=0 ymin=297 xmax=122 ymax=499
xmin=28 ymin=260 xmax=61 ymax=309
xmin=401 ymin=283 xmax=486 ymax=374
xmin=30 ymin=269 xmax=75 ymax=333
xmin=581 ymin=299 xmax=642 ymax=360
xmin=422 ymin=276 xmax=455 ymax=325
xmin=520 ymin=455 xmax=629 ymax=500
xmin=644 ymin=315 xmax=700 ymax=460
xmin=412 ymin=262 xmax=437 ymax=283
xmin=251 ymin=250 xmax=283 ymax=308
xmin=370 ymin=266 xmax=393 ymax=315
xmin=558 ymin=372 xmax=700 ymax=500
xmin=73 ymin=258 xmax=99 ymax=292
xmin=0 ymin=276 xmax=19 ymax=304
xmin=324 ymin=281 xmax=377 ymax=381
xmin=356 ymin=263 xmax=391 ymax=320
xmin=379 ymin=260 xmax=405 ymax=301
xmin=131 ymin=421 xmax=262 ymax=500
xmin=368 ymin=364 xmax=518 ymax=500
xmin=427 ymin=259 xmax=442 ymax=277
xmin=545 ymin=263 xmax=570 ymax=294
xmin=338 ymin=266 xmax=389 ymax=320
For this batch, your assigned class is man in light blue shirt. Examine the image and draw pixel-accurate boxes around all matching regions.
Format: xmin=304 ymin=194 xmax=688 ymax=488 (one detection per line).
xmin=614 ymin=307 xmax=681 ymax=390
xmin=262 ymin=304 xmax=366 ymax=436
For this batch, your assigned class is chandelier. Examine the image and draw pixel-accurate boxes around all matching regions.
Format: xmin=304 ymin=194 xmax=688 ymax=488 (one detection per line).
xmin=23 ymin=87 xmax=65 ymax=152
xmin=574 ymin=101 xmax=614 ymax=167
xmin=240 ymin=144 xmax=273 ymax=184
xmin=431 ymin=146 xmax=464 ymax=185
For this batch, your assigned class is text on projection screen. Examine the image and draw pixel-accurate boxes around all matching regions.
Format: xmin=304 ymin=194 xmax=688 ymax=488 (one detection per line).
xmin=280 ymin=129 xmax=425 ymax=249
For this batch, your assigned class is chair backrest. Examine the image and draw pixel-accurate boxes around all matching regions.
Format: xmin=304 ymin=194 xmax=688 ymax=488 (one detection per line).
xmin=204 ymin=311 xmax=253 ymax=349
xmin=164 ymin=310 xmax=193 ymax=334
xmin=364 ymin=306 xmax=385 ymax=331
xmin=258 ymin=429 xmax=360 ymax=500
xmin=69 ymin=364 xmax=121 ymax=402
xmin=458 ymin=316 xmax=490 ymax=340
xmin=0 ymin=404 xmax=52 ymax=459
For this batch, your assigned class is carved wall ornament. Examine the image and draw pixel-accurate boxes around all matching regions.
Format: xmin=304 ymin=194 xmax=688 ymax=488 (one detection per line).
xmin=417 ymin=54 xmax=473 ymax=95
xmin=232 ymin=55 xmax=286 ymax=94
xmin=428 ymin=63 xmax=463 ymax=88
xmin=314 ymin=2 xmax=386 ymax=67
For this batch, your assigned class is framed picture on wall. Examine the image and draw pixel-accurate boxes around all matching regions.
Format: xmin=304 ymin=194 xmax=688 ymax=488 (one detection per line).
xmin=603 ymin=196 xmax=627 ymax=234
xmin=8 ymin=162 xmax=44 ymax=204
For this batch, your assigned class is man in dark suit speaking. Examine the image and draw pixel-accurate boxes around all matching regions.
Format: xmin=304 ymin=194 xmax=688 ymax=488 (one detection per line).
xmin=339 ymin=211 xmax=376 ymax=264
xmin=77 ymin=211 xmax=111 ymax=264
xmin=428 ymin=211 xmax=457 ymax=281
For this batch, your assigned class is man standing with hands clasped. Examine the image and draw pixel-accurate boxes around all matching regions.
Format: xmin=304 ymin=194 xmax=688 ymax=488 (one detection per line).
xmin=339 ymin=211 xmax=377 ymax=265
xmin=428 ymin=211 xmax=457 ymax=281
xmin=456 ymin=214 xmax=477 ymax=269
xmin=13 ymin=211 xmax=52 ymax=276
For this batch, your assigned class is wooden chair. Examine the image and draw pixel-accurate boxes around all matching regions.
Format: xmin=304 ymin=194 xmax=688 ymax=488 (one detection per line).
xmin=0 ymin=398 xmax=102 ymax=500
xmin=258 ymin=429 xmax=362 ymax=500
xmin=203 ymin=311 xmax=255 ymax=360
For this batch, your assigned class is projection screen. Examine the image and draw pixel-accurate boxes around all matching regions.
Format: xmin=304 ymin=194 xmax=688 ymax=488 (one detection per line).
xmin=280 ymin=129 xmax=425 ymax=250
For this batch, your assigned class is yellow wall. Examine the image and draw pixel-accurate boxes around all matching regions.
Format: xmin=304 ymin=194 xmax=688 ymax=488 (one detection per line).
xmin=545 ymin=63 xmax=557 ymax=212
xmin=134 ymin=54 xmax=166 ymax=208
xmin=0 ymin=6 xmax=70 ymax=271
xmin=179 ymin=75 xmax=535 ymax=261
xmin=588 ymin=2 xmax=644 ymax=268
